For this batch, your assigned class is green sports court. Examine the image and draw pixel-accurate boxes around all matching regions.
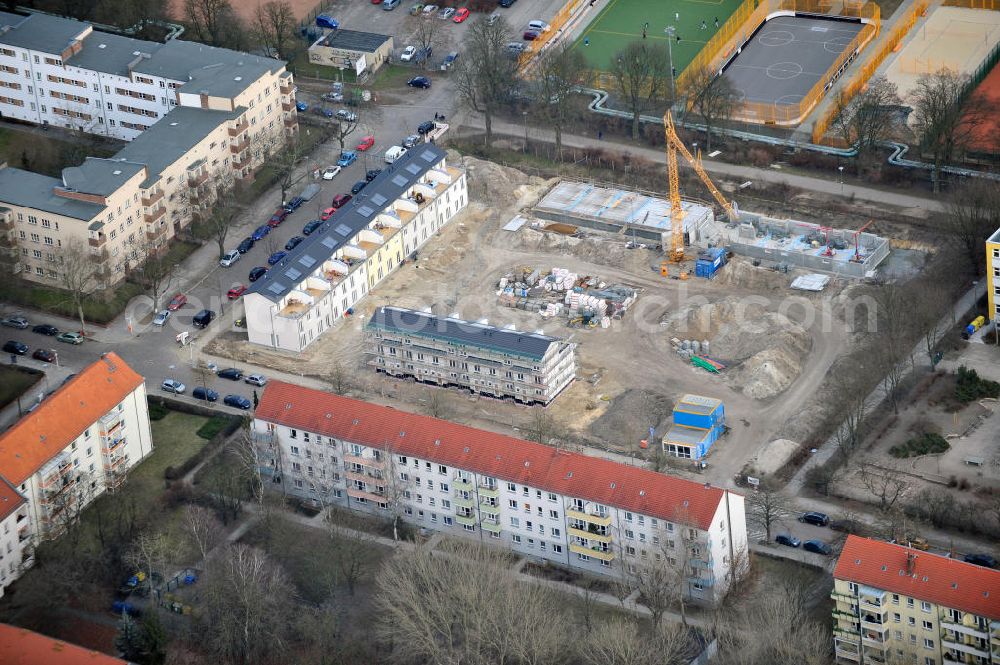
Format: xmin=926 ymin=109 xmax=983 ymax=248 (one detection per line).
xmin=573 ymin=0 xmax=745 ymax=75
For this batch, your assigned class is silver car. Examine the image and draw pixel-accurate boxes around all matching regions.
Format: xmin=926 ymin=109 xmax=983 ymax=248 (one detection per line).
xmin=152 ymin=310 xmax=171 ymax=326
xmin=161 ymin=379 xmax=186 ymax=394
xmin=244 ymin=374 xmax=268 ymax=387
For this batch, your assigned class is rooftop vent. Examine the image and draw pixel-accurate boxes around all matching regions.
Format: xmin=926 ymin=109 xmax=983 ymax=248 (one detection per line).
xmin=234 ymin=76 xmax=242 ymax=81
xmin=399 ymin=431 xmax=405 ymax=437
xmin=325 ymin=413 xmax=332 ymax=419
xmin=463 ymin=446 xmax=470 ymax=453
xmin=951 ymin=582 xmax=958 ymax=589
xmin=609 ymin=482 xmax=616 ymax=489
xmin=434 ymin=439 xmax=440 ymax=446
xmin=98 ymin=43 xmax=106 ymax=49
xmin=169 ymin=122 xmax=178 ymax=126
xmin=132 ymin=50 xmax=140 ymax=56
xmin=352 ymin=418 xmax=359 ymax=425
xmin=112 ymin=170 xmax=122 ymax=175
xmin=639 ymin=489 xmax=646 ymax=496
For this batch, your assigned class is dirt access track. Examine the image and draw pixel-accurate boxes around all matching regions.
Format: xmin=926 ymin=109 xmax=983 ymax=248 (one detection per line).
xmin=206 ymin=151 xmax=862 ymax=487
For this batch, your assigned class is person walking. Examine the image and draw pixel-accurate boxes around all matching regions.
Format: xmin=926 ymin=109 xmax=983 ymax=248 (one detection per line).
xmin=714 ymin=16 xmax=720 ymax=27
xmin=675 ymin=11 xmax=680 ymax=21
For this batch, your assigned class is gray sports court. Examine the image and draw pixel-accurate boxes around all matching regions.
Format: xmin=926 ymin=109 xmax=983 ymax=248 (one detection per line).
xmin=722 ymin=15 xmax=864 ymax=107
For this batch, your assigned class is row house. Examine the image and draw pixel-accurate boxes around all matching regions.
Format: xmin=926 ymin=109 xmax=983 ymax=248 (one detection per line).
xmin=0 ymin=353 xmax=153 ymax=596
xmin=243 ymin=144 xmax=468 ymax=352
xmin=252 ymin=380 xmax=749 ymax=605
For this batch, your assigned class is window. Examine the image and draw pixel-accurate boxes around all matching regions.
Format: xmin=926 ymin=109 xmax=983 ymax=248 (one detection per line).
xmin=908 ymin=617 xmax=916 ymax=627
xmin=625 ymin=529 xmax=635 ymax=540
xmin=510 ymin=517 xmax=519 ymax=528
xmin=922 ymin=620 xmax=932 ymax=630
xmin=920 ymin=602 xmax=931 ymax=613
xmin=624 ymin=511 xmax=633 ymax=522
xmin=894 ymin=630 xmax=902 ymax=640
xmin=547 ymin=492 xmax=557 ymax=502
xmin=290 ymin=446 xmax=300 ymax=456
xmin=551 ymin=527 xmax=560 ymax=537
xmin=892 ymin=594 xmax=900 ymax=605
xmin=907 ymin=598 xmax=914 ymax=608
xmin=438 ymin=464 xmax=447 ymax=474
xmin=511 ymin=535 xmax=521 ymax=543
xmin=508 ymin=499 xmax=518 ymax=509
xmin=923 ymin=638 xmax=933 ymax=649
xmin=893 ymin=613 xmax=901 ymax=623
xmin=440 ymin=482 xmax=448 ymax=492
xmin=444 ymin=516 xmax=453 ymax=526
xmin=549 ymin=509 xmax=559 ymax=519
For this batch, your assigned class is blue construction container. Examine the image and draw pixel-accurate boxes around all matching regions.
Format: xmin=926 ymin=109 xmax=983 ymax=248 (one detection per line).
xmin=662 ymin=424 xmax=720 ymax=460
xmin=695 ymin=248 xmax=726 ymax=279
xmin=673 ymin=394 xmax=725 ymax=430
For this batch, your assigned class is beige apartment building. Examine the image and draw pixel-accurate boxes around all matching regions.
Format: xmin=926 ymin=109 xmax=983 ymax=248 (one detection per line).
xmin=832 ymin=536 xmax=1000 ymax=665
xmin=0 ymin=10 xmax=297 ymax=287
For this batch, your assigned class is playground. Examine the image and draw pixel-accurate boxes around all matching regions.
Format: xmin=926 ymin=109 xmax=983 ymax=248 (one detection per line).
xmin=573 ymin=0 xmax=744 ymax=73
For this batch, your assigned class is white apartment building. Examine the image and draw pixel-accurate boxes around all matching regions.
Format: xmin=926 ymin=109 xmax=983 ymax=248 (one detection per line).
xmin=0 ymin=352 xmax=154 ymax=593
xmin=366 ymin=306 xmax=577 ymax=405
xmin=253 ymin=380 xmax=749 ymax=605
xmin=243 ymin=144 xmax=468 ymax=352
xmin=0 ymin=477 xmax=29 ymax=597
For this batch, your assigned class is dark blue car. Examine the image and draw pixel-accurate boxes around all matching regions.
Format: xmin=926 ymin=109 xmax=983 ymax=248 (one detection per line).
xmin=248 ymin=266 xmax=267 ymax=282
xmin=285 ymin=236 xmax=305 ymax=250
xmin=284 ymin=196 xmax=305 ymax=212
xmin=224 ymin=394 xmax=252 ymax=410
xmin=303 ymin=220 xmax=324 ymax=235
xmin=237 ymin=237 xmax=254 ymax=253
xmin=351 ymin=180 xmax=368 ymax=195
xmin=252 ymin=225 xmax=270 ymax=241
xmin=267 ymin=251 xmax=287 ymax=266
xmin=192 ymin=386 xmax=219 ymax=402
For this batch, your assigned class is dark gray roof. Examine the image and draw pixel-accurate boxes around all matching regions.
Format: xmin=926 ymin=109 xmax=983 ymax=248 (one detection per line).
xmin=113 ymin=105 xmax=240 ymax=188
xmin=318 ymin=29 xmax=391 ymax=53
xmin=0 ymin=13 xmax=86 ymax=53
xmin=132 ymin=40 xmax=283 ymax=98
xmin=0 ymin=167 xmax=103 ymax=220
xmin=62 ymin=158 xmax=145 ymax=197
xmin=0 ymin=10 xmax=22 ymax=28
xmin=368 ymin=307 xmax=562 ymax=361
xmin=68 ymin=31 xmax=162 ymax=78
xmin=246 ymin=144 xmax=449 ymax=302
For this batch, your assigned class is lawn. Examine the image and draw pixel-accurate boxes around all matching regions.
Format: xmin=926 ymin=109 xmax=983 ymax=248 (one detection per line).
xmin=573 ymin=0 xmax=744 ymax=74
xmin=0 ymin=126 xmax=118 ymax=178
xmin=128 ymin=411 xmax=211 ymax=504
xmin=0 ymin=278 xmax=145 ymax=325
xmin=0 ymin=366 xmax=43 ymax=411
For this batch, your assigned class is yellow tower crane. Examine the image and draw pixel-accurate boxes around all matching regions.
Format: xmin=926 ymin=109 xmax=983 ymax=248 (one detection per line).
xmin=662 ymin=111 xmax=738 ymax=263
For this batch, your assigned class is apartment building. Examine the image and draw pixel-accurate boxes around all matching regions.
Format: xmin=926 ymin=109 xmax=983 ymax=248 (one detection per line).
xmin=243 ymin=144 xmax=468 ymax=352
xmin=0 ymin=10 xmax=297 ymax=287
xmin=252 ymin=380 xmax=749 ymax=605
xmin=0 ymin=477 xmax=28 ymax=597
xmin=0 ymin=623 xmax=131 ymax=664
xmin=0 ymin=353 xmax=153 ymax=593
xmin=832 ymin=536 xmax=1000 ymax=665
xmin=366 ymin=306 xmax=577 ymax=405
xmin=986 ymin=227 xmax=1000 ymax=324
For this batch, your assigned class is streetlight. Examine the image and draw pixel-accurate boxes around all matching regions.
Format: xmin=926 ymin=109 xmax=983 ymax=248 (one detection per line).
xmin=838 ymin=166 xmax=844 ymax=195
xmin=522 ymin=111 xmax=529 ymax=153
xmin=663 ymin=26 xmax=677 ymax=101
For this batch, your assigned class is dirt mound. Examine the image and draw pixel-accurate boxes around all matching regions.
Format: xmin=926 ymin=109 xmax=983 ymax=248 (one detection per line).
xmin=454 ymin=153 xmax=550 ymax=209
xmin=507 ymin=226 xmax=655 ymax=274
xmin=714 ymin=257 xmax=796 ymax=292
xmin=589 ymin=389 xmax=675 ymax=444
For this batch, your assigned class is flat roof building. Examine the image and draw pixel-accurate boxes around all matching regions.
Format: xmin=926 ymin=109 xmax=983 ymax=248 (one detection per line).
xmin=308 ymin=29 xmax=393 ymax=74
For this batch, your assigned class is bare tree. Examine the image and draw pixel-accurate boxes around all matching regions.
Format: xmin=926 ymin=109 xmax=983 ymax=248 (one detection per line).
xmin=192 ymin=172 xmax=246 ymax=259
xmin=830 ymin=75 xmax=901 ymax=171
xmin=327 ymin=361 xmax=352 ymax=394
xmin=682 ymin=64 xmax=740 ymax=152
xmin=330 ymin=118 xmax=360 ymax=155
xmin=183 ymin=0 xmax=242 ymax=47
xmin=125 ymin=530 xmax=172 ymax=604
xmin=252 ymin=0 xmax=296 ymax=60
xmin=377 ymin=443 xmax=411 ymax=542
xmin=526 ymin=408 xmax=562 ymax=446
xmin=326 ymin=511 xmax=377 ymax=596
xmin=910 ymin=69 xmax=989 ymax=192
xmin=55 ymin=244 xmax=102 ymax=333
xmin=183 ymin=505 xmax=224 ymax=563
xmin=453 ymin=16 xmax=518 ymax=146
xmin=858 ymin=462 xmax=908 ymax=512
xmin=406 ymin=14 xmax=442 ymax=71
xmin=425 ymin=389 xmax=452 ymax=419
xmin=611 ymin=40 xmax=671 ymax=140
xmin=745 ymin=480 xmax=794 ymax=543
xmin=585 ymin=618 xmax=690 ymax=665
xmin=270 ymin=137 xmax=309 ymax=206
xmin=531 ymin=44 xmax=587 ymax=158
xmin=127 ymin=234 xmax=177 ymax=312
xmin=868 ymin=277 xmax=912 ymax=412
xmin=827 ymin=357 xmax=871 ymax=461
xmin=943 ymin=179 xmax=1000 ymax=276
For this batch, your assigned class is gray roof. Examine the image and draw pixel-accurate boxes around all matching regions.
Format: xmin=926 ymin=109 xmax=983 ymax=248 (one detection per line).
xmin=368 ymin=307 xmax=562 ymax=361
xmin=246 ymin=144 xmax=449 ymax=303
xmin=113 ymin=105 xmax=240 ymax=188
xmin=132 ymin=40 xmax=283 ymax=98
xmin=0 ymin=13 xmax=86 ymax=53
xmin=663 ymin=424 xmax=711 ymax=446
xmin=0 ymin=167 xmax=103 ymax=221
xmin=68 ymin=30 xmax=162 ymax=78
xmin=62 ymin=157 xmax=145 ymax=197
xmin=318 ymin=29 xmax=391 ymax=53
xmin=0 ymin=10 xmax=22 ymax=28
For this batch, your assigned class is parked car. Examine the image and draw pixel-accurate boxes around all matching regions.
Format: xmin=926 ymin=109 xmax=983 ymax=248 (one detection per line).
xmin=417 ymin=120 xmax=436 ymax=135
xmin=32 ymin=324 xmax=58 ymax=336
xmin=775 ymin=534 xmax=801 ymax=548
xmin=438 ymin=7 xmax=455 ymax=19
xmin=192 ymin=309 xmax=215 ymax=328
xmin=245 ymin=374 xmax=268 ymax=387
xmin=337 ymin=151 xmax=357 ymax=167
xmin=332 ymin=193 xmax=353 ymax=208
xmin=252 ymin=225 xmax=271 ymax=241
xmin=316 ymin=108 xmax=334 ymax=118
xmin=248 ymin=267 xmax=268 ymax=282
xmin=32 ymin=348 xmax=56 ymax=363
xmin=351 ymin=180 xmax=368 ymax=195
xmin=410 ymin=3 xmax=424 ymax=15
xmin=227 ymin=285 xmax=247 ymax=299
xmin=803 ymin=540 xmax=832 ymax=555
xmin=498 ymin=0 xmax=516 ymax=6
xmin=3 ymin=340 xmax=28 ymax=355
xmin=237 ymin=237 xmax=255 ymax=253
xmin=527 ymin=19 xmax=551 ymax=32
xmin=487 ymin=10 xmax=502 ymax=24
xmin=267 ymin=251 xmax=287 ymax=266
xmin=366 ymin=168 xmax=382 ymax=181
xmin=505 ymin=42 xmax=527 ymax=54
xmin=166 ymin=293 xmax=187 ymax=311
xmin=220 ymin=249 xmax=241 ymax=267
xmin=161 ymin=379 xmax=186 ymax=394
xmin=403 ymin=134 xmax=422 ymax=148
xmin=453 ymin=8 xmax=469 ymax=22
xmin=523 ymin=30 xmax=540 ymax=41
xmin=295 ymin=101 xmax=308 ymax=112
xmin=56 ymin=331 xmax=83 ymax=345
xmin=322 ymin=165 xmax=341 ymax=180
xmin=285 ymin=236 xmax=305 ymax=251
xmin=384 ymin=145 xmax=407 ymax=163
xmin=407 ymin=76 xmax=432 ymax=89
xmin=798 ymin=511 xmax=830 ymax=527
xmin=422 ymin=4 xmax=438 ymax=15
xmin=152 ymin=310 xmax=171 ymax=326
xmin=267 ymin=208 xmax=289 ymax=227
xmin=416 ymin=46 xmax=433 ymax=62
xmin=963 ymin=553 xmax=998 ymax=568
xmin=224 ymin=394 xmax=252 ymax=410
xmin=284 ymin=196 xmax=305 ymax=212
xmin=315 ymin=14 xmax=338 ymax=29
xmin=321 ymin=207 xmax=337 ymax=221
xmin=442 ymin=51 xmax=459 ymax=69
xmin=335 ymin=109 xmax=358 ymax=123
xmin=1 ymin=316 xmax=29 ymax=329
xmin=382 ymin=0 xmax=400 ymax=9
xmin=356 ymin=135 xmax=375 ymax=151
xmin=303 ymin=220 xmax=324 ymax=235
xmin=321 ymin=91 xmax=343 ymax=103
xmin=217 ymin=367 xmax=244 ymax=381
xmin=193 ymin=386 xmax=219 ymax=402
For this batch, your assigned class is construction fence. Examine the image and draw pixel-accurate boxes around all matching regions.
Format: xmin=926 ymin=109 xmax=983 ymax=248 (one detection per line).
xmin=811 ymin=0 xmax=927 ymax=143
xmin=942 ymin=0 xmax=1000 ymax=9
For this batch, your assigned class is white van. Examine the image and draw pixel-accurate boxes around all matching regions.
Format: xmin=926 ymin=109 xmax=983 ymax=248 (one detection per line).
xmin=384 ymin=145 xmax=408 ymax=164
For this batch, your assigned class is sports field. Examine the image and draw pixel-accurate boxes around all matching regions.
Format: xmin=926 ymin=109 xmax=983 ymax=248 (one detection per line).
xmin=573 ymin=0 xmax=745 ymax=74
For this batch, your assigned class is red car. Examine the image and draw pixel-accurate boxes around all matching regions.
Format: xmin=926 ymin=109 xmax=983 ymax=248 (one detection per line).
xmin=321 ymin=207 xmax=336 ymax=221
xmin=331 ymin=193 xmax=353 ymax=209
xmin=267 ymin=208 xmax=289 ymax=228
xmin=356 ymin=135 xmax=375 ymax=152
xmin=166 ymin=293 xmax=187 ymax=311
xmin=227 ymin=284 xmax=248 ymax=299
xmin=523 ymin=30 xmax=540 ymax=41
xmin=453 ymin=7 xmax=470 ymax=22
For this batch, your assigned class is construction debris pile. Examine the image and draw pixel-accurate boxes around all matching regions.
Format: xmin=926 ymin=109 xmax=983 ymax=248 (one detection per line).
xmin=497 ymin=266 xmax=639 ymax=329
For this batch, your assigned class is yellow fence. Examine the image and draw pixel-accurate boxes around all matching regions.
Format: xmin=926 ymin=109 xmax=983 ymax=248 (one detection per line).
xmin=811 ymin=0 xmax=927 ymax=143
xmin=518 ymin=0 xmax=587 ymax=73
xmin=942 ymin=0 xmax=1000 ymax=9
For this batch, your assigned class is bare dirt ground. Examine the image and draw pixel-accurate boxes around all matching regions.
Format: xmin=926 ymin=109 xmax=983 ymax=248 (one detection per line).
xmin=205 ymin=152 xmax=868 ymax=488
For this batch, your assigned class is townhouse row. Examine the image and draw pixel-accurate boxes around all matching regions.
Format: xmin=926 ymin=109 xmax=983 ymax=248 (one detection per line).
xmin=253 ymin=380 xmax=750 ymax=605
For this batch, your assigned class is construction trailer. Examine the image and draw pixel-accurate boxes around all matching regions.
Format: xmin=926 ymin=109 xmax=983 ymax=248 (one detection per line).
xmin=695 ymin=248 xmax=727 ymax=278
xmin=662 ymin=394 xmax=726 ymax=460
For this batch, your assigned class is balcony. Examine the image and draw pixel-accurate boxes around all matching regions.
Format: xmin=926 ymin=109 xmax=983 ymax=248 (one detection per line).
xmin=569 ymin=542 xmax=615 ymax=562
xmin=452 ymin=493 xmax=475 ymax=510
xmin=941 ymin=634 xmax=989 ymax=658
xmin=833 ymin=626 xmax=859 ymax=640
xmin=566 ymin=508 xmax=612 ymax=527
xmin=280 ymin=84 xmax=293 ymax=96
xmin=569 ymin=526 xmax=612 ymax=543
xmin=478 ymin=484 xmax=499 ymax=499
xmin=453 ymin=476 xmax=472 ymax=491
xmin=346 ymin=487 xmax=385 ymax=504
xmin=860 ymin=615 xmax=887 ymax=631
xmin=282 ymin=101 xmax=293 ymax=112
xmin=187 ymin=171 xmax=209 ymax=188
xmin=88 ymin=236 xmax=106 ymax=248
xmin=833 ymin=645 xmax=860 ymax=663
xmin=284 ymin=117 xmax=296 ymax=128
xmin=831 ymin=591 xmax=857 ymax=604
xmin=141 ymin=190 xmax=163 ymax=207
xmin=144 ymin=205 xmax=165 ymax=224
xmin=146 ymin=225 xmax=166 ymax=242
xmin=343 ymin=454 xmax=385 ymax=470
xmin=455 ymin=513 xmax=476 ymax=527
xmin=230 ymin=137 xmax=249 ymax=154
xmin=861 ymin=631 xmax=887 ymax=647
xmin=228 ymin=121 xmax=248 ymax=137
xmin=941 ymin=619 xmax=988 ymax=639
xmin=479 ymin=502 xmax=501 ymax=517
xmin=481 ymin=518 xmax=501 ymax=533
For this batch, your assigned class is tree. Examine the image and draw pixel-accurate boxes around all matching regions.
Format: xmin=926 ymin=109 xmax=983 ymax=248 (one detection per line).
xmin=868 ymin=276 xmax=912 ymax=413
xmin=453 ymin=16 xmax=518 ymax=146
xmin=526 ymin=408 xmax=562 ymax=446
xmin=270 ymin=136 xmax=309 ymax=206
xmin=127 ymin=234 xmax=177 ymax=312
xmin=910 ymin=69 xmax=989 ymax=192
xmin=830 ymin=75 xmax=901 ymax=171
xmin=943 ymin=179 xmax=1000 ymax=276
xmin=610 ymin=40 xmax=671 ymax=140
xmin=55 ymin=244 xmax=102 ymax=333
xmin=533 ymin=43 xmax=587 ymax=158
xmin=826 ymin=355 xmax=871 ymax=461
xmin=193 ymin=173 xmax=246 ymax=259
xmin=744 ymin=480 xmax=794 ymax=542
xmin=584 ymin=618 xmax=690 ymax=665
xmin=183 ymin=0 xmax=241 ymax=47
xmin=183 ymin=504 xmax=224 ymax=563
xmin=858 ymin=462 xmax=908 ymax=512
xmin=115 ymin=612 xmax=167 ymax=665
xmin=326 ymin=511 xmax=377 ymax=595
xmin=406 ymin=14 xmax=442 ymax=71
xmin=201 ymin=544 xmax=295 ymax=665
xmin=330 ymin=117 xmax=359 ymax=156
xmin=253 ymin=1 xmax=296 ymax=60
xmin=125 ymin=531 xmax=172 ymax=603
xmin=682 ymin=64 xmax=740 ymax=152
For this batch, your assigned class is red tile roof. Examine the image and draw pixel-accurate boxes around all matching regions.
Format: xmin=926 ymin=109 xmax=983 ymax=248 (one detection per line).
xmin=0 ymin=476 xmax=26 ymax=521
xmin=0 ymin=353 xmax=144 ymax=486
xmin=834 ymin=536 xmax=1000 ymax=620
xmin=0 ymin=623 xmax=129 ymax=665
xmin=256 ymin=381 xmax=730 ymax=530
